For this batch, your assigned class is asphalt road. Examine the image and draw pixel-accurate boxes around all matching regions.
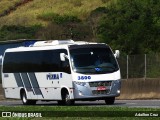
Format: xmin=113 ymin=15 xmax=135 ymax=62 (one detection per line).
xmin=0 ymin=100 xmax=160 ymax=108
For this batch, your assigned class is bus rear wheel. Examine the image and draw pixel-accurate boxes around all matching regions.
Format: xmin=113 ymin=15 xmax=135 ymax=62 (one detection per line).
xmin=20 ymin=90 xmax=36 ymax=105
xmin=105 ymin=97 xmax=115 ymax=105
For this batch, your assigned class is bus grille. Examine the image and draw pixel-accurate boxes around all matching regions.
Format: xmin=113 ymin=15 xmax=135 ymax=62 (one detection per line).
xmin=89 ymin=81 xmax=112 ymax=87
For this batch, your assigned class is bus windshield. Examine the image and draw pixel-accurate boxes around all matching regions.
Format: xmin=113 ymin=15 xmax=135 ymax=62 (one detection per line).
xmin=69 ymin=45 xmax=119 ymax=74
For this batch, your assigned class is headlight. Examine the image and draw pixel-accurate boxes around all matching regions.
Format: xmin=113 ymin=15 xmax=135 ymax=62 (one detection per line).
xmin=74 ymin=81 xmax=86 ymax=86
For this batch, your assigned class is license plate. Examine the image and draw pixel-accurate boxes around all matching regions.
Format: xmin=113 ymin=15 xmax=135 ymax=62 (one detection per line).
xmin=97 ymin=86 xmax=106 ymax=91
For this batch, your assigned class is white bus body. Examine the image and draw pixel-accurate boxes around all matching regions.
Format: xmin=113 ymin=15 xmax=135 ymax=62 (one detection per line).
xmin=1 ymin=40 xmax=121 ymax=105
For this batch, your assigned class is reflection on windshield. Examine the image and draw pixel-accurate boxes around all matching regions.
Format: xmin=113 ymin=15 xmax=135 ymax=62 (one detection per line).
xmin=70 ymin=46 xmax=119 ymax=74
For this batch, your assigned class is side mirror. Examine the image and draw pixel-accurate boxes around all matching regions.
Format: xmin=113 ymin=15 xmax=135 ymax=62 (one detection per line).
xmin=60 ymin=53 xmax=65 ymax=61
xmin=60 ymin=53 xmax=68 ymax=61
xmin=114 ymin=50 xmax=120 ymax=58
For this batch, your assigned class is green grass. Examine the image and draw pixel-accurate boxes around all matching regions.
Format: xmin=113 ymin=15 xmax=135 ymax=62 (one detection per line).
xmin=0 ymin=106 xmax=160 ymax=119
xmin=0 ymin=0 xmax=110 ymax=27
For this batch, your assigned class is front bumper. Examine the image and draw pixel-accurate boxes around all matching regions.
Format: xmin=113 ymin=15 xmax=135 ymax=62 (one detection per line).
xmin=73 ymin=80 xmax=121 ymax=100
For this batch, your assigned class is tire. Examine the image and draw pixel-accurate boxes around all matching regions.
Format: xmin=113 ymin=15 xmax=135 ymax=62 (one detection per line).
xmin=64 ymin=92 xmax=75 ymax=105
xmin=105 ymin=97 xmax=115 ymax=105
xmin=21 ymin=91 xmax=36 ymax=105
xmin=58 ymin=91 xmax=74 ymax=106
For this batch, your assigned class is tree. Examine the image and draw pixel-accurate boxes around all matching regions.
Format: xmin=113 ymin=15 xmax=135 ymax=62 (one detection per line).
xmin=97 ymin=0 xmax=160 ymax=54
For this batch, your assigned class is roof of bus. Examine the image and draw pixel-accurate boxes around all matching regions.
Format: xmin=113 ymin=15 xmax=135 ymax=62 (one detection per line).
xmin=4 ymin=40 xmax=107 ymax=52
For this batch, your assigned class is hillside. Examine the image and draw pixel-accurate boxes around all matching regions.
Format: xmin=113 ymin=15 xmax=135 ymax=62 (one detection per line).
xmin=0 ymin=0 xmax=20 ymax=14
xmin=0 ymin=0 xmax=110 ymax=26
xmin=0 ymin=0 xmax=160 ymax=54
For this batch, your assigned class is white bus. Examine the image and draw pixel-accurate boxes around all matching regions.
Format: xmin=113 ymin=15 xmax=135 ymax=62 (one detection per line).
xmin=1 ymin=40 xmax=121 ymax=105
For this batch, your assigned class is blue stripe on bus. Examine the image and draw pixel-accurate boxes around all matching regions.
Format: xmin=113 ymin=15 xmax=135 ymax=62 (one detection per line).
xmin=14 ymin=73 xmax=23 ymax=87
xmin=28 ymin=73 xmax=44 ymax=98
xmin=14 ymin=72 xmax=44 ymax=98
xmin=21 ymin=73 xmax=32 ymax=89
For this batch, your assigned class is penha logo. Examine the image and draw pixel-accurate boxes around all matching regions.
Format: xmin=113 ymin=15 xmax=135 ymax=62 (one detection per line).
xmin=46 ymin=73 xmax=62 ymax=80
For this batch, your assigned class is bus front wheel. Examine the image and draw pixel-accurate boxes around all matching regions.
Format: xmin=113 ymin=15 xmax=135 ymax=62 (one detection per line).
xmin=105 ymin=97 xmax=115 ymax=105
xmin=64 ymin=92 xmax=75 ymax=105
xmin=58 ymin=90 xmax=74 ymax=105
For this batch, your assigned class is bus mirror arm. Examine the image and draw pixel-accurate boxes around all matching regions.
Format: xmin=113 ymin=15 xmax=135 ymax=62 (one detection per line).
xmin=114 ymin=50 xmax=120 ymax=58
xmin=60 ymin=53 xmax=68 ymax=61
